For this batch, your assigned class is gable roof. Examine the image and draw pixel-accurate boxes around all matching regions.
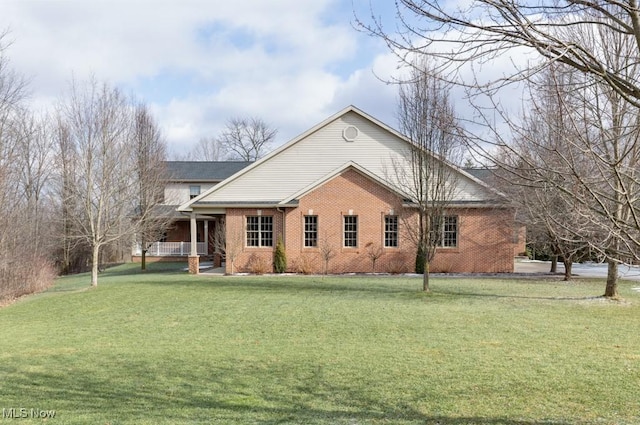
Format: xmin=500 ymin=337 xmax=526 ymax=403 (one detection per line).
xmin=178 ymin=106 xmax=507 ymax=211
xmin=165 ymin=161 xmax=252 ymax=182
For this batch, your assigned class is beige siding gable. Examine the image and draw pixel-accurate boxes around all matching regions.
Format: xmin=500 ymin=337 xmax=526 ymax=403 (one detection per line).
xmin=164 ymin=182 xmax=216 ymax=205
xmin=180 ymin=107 xmax=502 ymax=209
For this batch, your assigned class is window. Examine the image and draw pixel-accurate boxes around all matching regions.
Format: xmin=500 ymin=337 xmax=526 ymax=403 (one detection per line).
xmin=344 ymin=215 xmax=358 ymax=247
xmin=443 ymin=216 xmax=458 ymax=247
xmin=189 ymin=185 xmax=201 ymax=199
xmin=246 ymin=216 xmax=273 ymax=247
xmin=304 ymin=215 xmax=318 ymax=247
xmin=384 ymin=215 xmax=398 ymax=248
xmin=430 ymin=215 xmax=458 ymax=248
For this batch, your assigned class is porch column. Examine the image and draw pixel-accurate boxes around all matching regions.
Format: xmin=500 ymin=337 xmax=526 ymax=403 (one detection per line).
xmin=204 ymin=220 xmax=209 ymax=257
xmin=188 ymin=212 xmax=199 ymax=274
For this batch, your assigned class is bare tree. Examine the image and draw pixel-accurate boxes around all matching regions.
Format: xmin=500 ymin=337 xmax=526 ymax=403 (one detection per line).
xmin=360 ymin=1 xmax=640 ymax=297
xmin=393 ymin=59 xmax=463 ymax=291
xmin=57 ymin=79 xmax=139 ymax=286
xmin=496 ymin=69 xmax=594 ymax=281
xmin=133 ymin=103 xmax=173 ymax=271
xmin=365 ymin=241 xmax=383 ymax=273
xmin=319 ymin=232 xmax=336 ymax=275
xmin=187 ymin=136 xmax=225 ymax=161
xmin=218 ymin=117 xmax=277 ymax=161
xmin=496 ymin=57 xmax=640 ymax=296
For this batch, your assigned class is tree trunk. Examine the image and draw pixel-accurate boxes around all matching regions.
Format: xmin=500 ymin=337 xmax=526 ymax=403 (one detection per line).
xmin=604 ymin=260 xmax=619 ymax=298
xmin=423 ymin=261 xmax=430 ymax=292
xmin=550 ymin=255 xmax=558 ymax=273
xmin=91 ymin=244 xmax=100 ymax=287
xmin=141 ymin=249 xmax=147 ymax=271
xmin=562 ymin=259 xmax=572 ymax=281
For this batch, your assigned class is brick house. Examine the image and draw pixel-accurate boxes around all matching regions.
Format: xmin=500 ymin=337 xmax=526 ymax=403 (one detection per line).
xmin=175 ymin=106 xmax=520 ymax=274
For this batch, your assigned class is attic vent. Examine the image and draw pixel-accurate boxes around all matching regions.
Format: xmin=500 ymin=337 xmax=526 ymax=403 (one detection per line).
xmin=342 ymin=125 xmax=359 ymax=142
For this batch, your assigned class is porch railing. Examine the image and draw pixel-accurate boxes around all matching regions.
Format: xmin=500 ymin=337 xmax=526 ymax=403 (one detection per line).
xmin=133 ymin=242 xmax=206 ymax=256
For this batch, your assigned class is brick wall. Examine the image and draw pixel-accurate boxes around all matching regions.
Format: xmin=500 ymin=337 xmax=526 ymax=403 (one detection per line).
xmin=225 ymin=168 xmax=516 ymax=274
xmin=225 ymin=207 xmax=285 ymax=274
xmin=287 ymin=168 xmax=411 ymax=274
xmin=428 ymin=208 xmax=515 ymax=273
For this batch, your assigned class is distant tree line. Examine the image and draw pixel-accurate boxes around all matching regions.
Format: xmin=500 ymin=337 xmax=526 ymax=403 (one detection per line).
xmin=0 ymin=31 xmax=171 ymax=296
xmin=0 ymin=30 xmax=280 ymax=298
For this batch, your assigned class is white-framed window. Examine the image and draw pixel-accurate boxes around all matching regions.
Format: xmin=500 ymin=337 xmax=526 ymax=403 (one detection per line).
xmin=384 ymin=215 xmax=398 ymax=248
xmin=304 ymin=215 xmax=318 ymax=247
xmin=189 ymin=185 xmax=201 ymax=199
xmin=443 ymin=216 xmax=458 ymax=247
xmin=430 ymin=215 xmax=458 ymax=248
xmin=344 ymin=215 xmax=358 ymax=247
xmin=246 ymin=216 xmax=273 ymax=247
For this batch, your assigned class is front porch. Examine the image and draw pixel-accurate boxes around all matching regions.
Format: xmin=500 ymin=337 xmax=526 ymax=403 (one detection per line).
xmin=132 ymin=214 xmax=225 ymax=266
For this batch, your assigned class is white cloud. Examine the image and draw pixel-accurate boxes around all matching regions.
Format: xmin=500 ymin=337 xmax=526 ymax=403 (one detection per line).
xmin=3 ymin=0 xmax=528 ymax=159
xmin=1 ymin=0 xmax=395 ymax=156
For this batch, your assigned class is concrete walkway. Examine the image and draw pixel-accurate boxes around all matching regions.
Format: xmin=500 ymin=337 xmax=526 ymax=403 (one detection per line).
xmin=515 ymin=259 xmax=640 ymax=281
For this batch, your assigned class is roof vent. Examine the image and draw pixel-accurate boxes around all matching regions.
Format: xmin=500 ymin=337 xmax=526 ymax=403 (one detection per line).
xmin=342 ymin=125 xmax=359 ymax=142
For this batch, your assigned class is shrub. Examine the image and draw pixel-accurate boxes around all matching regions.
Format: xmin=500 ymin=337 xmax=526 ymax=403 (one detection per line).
xmin=247 ymin=254 xmax=271 ymax=275
xmin=387 ymin=254 xmax=409 ymax=274
xmin=0 ymin=254 xmax=57 ymax=304
xmin=365 ymin=241 xmax=383 ymax=273
xmin=294 ymin=255 xmax=316 ymax=275
xmin=273 ymin=238 xmax=287 ymax=273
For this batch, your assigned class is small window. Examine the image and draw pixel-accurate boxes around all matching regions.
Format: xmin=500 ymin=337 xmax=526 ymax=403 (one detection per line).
xmin=246 ymin=216 xmax=273 ymax=247
xmin=304 ymin=215 xmax=318 ymax=247
xmin=384 ymin=215 xmax=398 ymax=248
xmin=189 ymin=185 xmax=201 ymax=199
xmin=344 ymin=215 xmax=358 ymax=247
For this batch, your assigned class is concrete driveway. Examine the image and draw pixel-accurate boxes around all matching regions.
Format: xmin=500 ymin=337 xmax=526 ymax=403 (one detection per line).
xmin=515 ymin=259 xmax=640 ymax=281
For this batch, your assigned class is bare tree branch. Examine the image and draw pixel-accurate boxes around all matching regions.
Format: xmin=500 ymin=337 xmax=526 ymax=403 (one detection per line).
xmin=218 ymin=117 xmax=277 ymax=161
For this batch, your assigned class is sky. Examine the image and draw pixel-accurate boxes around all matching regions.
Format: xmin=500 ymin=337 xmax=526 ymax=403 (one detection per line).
xmin=0 ymin=0 xmax=410 ymax=157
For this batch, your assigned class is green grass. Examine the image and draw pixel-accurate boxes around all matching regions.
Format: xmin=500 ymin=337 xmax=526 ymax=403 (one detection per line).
xmin=1 ymin=264 xmax=639 ymax=424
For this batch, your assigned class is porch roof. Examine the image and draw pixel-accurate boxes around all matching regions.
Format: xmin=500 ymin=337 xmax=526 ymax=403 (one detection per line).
xmin=151 ymin=204 xmax=185 ymax=219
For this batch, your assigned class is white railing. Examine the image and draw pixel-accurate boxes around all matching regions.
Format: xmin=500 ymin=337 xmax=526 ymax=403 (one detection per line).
xmin=133 ymin=242 xmax=206 ymax=256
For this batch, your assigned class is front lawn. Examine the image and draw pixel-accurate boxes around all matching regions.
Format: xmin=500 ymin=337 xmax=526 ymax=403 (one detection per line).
xmin=0 ymin=265 xmax=638 ymax=424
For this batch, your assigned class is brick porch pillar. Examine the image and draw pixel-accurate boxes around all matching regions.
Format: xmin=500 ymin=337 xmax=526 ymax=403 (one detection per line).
xmin=188 ymin=255 xmax=200 ymax=275
xmin=189 ymin=212 xmax=199 ymax=274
